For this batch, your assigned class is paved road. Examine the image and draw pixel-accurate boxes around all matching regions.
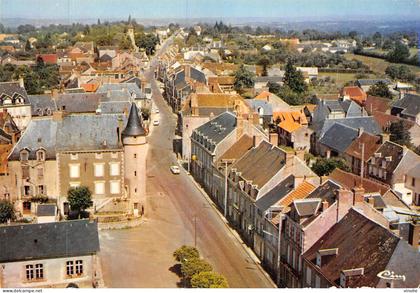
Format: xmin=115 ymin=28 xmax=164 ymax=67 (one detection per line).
xmin=99 ymin=39 xmax=275 ymax=288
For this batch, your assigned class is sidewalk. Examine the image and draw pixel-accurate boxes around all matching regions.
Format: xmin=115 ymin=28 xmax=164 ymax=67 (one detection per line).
xmin=177 ymin=159 xmax=277 ymax=288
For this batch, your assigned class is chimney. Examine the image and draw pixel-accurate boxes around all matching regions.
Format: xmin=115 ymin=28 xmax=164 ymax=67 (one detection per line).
xmin=52 ymin=110 xmax=66 ymax=121
xmin=368 ymin=196 xmax=375 ymax=206
xmin=322 ymin=200 xmax=329 ymax=211
xmin=358 ymin=127 xmax=364 ymax=136
xmin=269 ymin=132 xmax=278 ymax=146
xmin=18 ymin=77 xmax=25 ymax=88
xmin=337 ymin=188 xmax=353 ymax=221
xmin=380 ymin=133 xmax=390 ymax=143
xmin=184 ymin=64 xmax=191 ymax=78
xmin=51 ymin=88 xmax=59 ymax=98
xmin=352 ymin=186 xmax=365 ymax=204
xmin=340 ymin=268 xmax=364 ymax=288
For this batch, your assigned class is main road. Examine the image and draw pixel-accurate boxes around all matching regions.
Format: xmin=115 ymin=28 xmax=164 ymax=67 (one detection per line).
xmin=99 ymin=37 xmax=275 ymax=288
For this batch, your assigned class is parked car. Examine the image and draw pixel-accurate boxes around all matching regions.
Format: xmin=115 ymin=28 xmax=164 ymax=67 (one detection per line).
xmin=153 ymin=120 xmax=159 ymax=126
xmin=155 ymin=109 xmax=160 ymax=113
xmin=170 ymin=165 xmax=180 ymax=174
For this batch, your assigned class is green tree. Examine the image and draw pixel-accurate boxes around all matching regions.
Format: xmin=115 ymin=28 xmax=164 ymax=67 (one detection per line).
xmin=387 ymin=42 xmax=410 ymax=63
xmin=311 ymin=157 xmax=350 ymax=176
xmin=367 ymin=81 xmax=393 ymax=99
xmin=191 ymin=271 xmax=229 ymax=288
xmin=0 ymin=200 xmax=15 ymax=224
xmin=181 ymin=258 xmax=212 ymax=280
xmin=234 ymin=65 xmax=255 ymax=92
xmin=67 ymin=186 xmax=93 ymax=217
xmin=389 ymin=120 xmax=411 ymax=146
xmin=258 ymin=57 xmax=270 ymax=76
xmin=276 ymin=85 xmax=307 ymax=106
xmin=119 ymin=35 xmax=133 ymax=50
xmin=173 ymin=245 xmax=200 ymax=263
xmin=25 ymin=39 xmax=32 ymax=52
xmin=135 ymin=33 xmax=159 ymax=55
xmin=283 ymin=59 xmax=307 ymax=94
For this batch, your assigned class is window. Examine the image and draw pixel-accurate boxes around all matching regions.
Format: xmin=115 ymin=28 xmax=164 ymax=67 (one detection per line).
xmin=37 ymin=167 xmax=44 ymax=179
xmin=26 ymin=264 xmax=43 ymax=281
xmin=412 ymin=177 xmax=416 ymax=187
xmin=70 ymin=153 xmax=78 ymax=160
xmin=75 ymin=260 xmax=83 ymax=275
xmin=95 ymin=152 xmax=103 ymax=159
xmin=36 ymin=150 xmax=45 ymax=161
xmin=110 ymin=180 xmax=120 ymax=194
xmin=134 ymin=171 xmax=137 ymax=177
xmin=110 ymin=162 xmax=120 ymax=176
xmin=306 ymin=267 xmax=312 ymax=286
xmin=134 ymin=153 xmax=137 ymax=159
xmin=66 ymin=261 xmax=74 ymax=276
xmin=69 ymin=164 xmax=80 ymax=178
xmin=38 ymin=185 xmax=45 ymax=195
xmin=95 ymin=182 xmax=105 ymax=195
xmin=94 ymin=163 xmax=105 ymax=177
xmin=20 ymin=150 xmax=29 ymax=161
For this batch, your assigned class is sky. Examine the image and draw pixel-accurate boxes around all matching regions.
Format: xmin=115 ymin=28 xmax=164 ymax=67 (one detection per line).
xmin=1 ymin=0 xmax=420 ymax=21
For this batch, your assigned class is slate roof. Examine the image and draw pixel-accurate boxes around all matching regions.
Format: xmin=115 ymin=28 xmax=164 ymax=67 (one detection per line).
xmin=122 ymin=103 xmax=146 ymax=137
xmin=391 ymin=93 xmax=420 ymax=118
xmin=190 ymin=67 xmax=207 ymax=84
xmin=407 ymin=163 xmax=420 ymax=178
xmin=319 ymin=123 xmax=359 ymax=153
xmin=303 ymin=209 xmax=404 ymax=288
xmin=318 ymin=117 xmax=381 ymax=138
xmin=36 ymin=204 xmax=57 ymax=217
xmin=0 ymin=81 xmax=29 ymax=104
xmin=9 ymin=114 xmax=127 ymax=160
xmin=28 ymin=93 xmax=104 ymax=115
xmin=0 ymin=220 xmax=99 ymax=263
xmin=307 ymin=180 xmax=341 ymax=206
xmin=99 ymin=101 xmax=131 ymax=114
xmin=357 ymin=79 xmax=391 ymax=86
xmin=246 ymin=99 xmax=273 ymax=116
xmin=193 ymin=112 xmax=236 ymax=149
xmin=97 ymin=83 xmax=142 ymax=102
xmin=232 ymin=141 xmax=286 ymax=192
xmin=255 ymin=175 xmax=295 ymax=211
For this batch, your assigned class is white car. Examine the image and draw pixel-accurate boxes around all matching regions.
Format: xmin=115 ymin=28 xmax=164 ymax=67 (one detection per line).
xmin=153 ymin=120 xmax=159 ymax=126
xmin=155 ymin=109 xmax=160 ymax=114
xmin=170 ymin=165 xmax=180 ymax=174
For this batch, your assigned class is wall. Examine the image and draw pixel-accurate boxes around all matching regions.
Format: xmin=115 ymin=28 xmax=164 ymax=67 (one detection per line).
xmin=182 ymin=116 xmax=209 ymax=160
xmin=1 ymin=255 xmax=96 ymax=288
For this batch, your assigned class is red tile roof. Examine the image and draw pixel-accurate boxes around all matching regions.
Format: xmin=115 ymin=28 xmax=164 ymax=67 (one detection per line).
xmin=36 ymin=54 xmax=58 ymax=65
xmin=277 ymin=181 xmax=316 ymax=207
xmin=341 ymin=86 xmax=367 ymax=105
xmin=344 ymin=132 xmax=382 ymax=161
xmin=364 ymin=95 xmax=391 ymax=115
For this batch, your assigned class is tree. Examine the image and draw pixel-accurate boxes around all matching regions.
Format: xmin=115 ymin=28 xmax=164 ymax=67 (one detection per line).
xmin=311 ymin=157 xmax=350 ymax=176
xmin=234 ymin=65 xmax=255 ymax=92
xmin=389 ymin=120 xmax=411 ymax=146
xmin=258 ymin=57 xmax=270 ymax=76
xmin=181 ymin=258 xmax=212 ymax=280
xmin=119 ymin=35 xmax=133 ymax=50
xmin=67 ymin=186 xmax=93 ymax=217
xmin=25 ymin=39 xmax=32 ymax=52
xmin=135 ymin=33 xmax=159 ymax=55
xmin=367 ymin=81 xmax=393 ymax=99
xmin=0 ymin=200 xmax=15 ymax=224
xmin=387 ymin=42 xmax=410 ymax=63
xmin=173 ymin=245 xmax=200 ymax=263
xmin=283 ymin=59 xmax=307 ymax=94
xmin=385 ymin=65 xmax=415 ymax=82
xmin=191 ymin=271 xmax=229 ymax=288
xmin=267 ymin=81 xmax=281 ymax=94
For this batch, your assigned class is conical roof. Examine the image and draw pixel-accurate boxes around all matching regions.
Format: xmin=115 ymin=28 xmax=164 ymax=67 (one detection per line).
xmin=122 ymin=103 xmax=146 ymax=137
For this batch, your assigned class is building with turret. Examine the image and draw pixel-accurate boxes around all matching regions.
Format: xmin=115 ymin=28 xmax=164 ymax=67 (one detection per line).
xmin=6 ymin=103 xmax=148 ymax=219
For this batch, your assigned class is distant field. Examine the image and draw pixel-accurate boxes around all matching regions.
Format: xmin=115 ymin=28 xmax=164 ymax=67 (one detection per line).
xmin=344 ymin=53 xmax=420 ymax=76
xmin=318 ymin=72 xmax=376 ymax=85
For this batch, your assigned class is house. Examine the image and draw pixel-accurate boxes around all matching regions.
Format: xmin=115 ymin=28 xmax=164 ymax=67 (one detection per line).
xmin=226 ymin=140 xmax=319 ymax=247
xmin=7 ymin=103 xmax=148 ymax=217
xmin=0 ymin=219 xmax=102 ymax=288
xmin=296 ymin=67 xmax=318 ymax=83
xmin=341 ymin=86 xmax=367 ymax=105
xmin=246 ymin=99 xmax=273 ymax=128
xmin=254 ymin=76 xmax=283 ymax=91
xmin=343 ymin=132 xmax=383 ymax=176
xmin=356 ymin=79 xmax=391 ymax=93
xmin=367 ymin=141 xmax=420 ymax=204
xmin=302 ymin=208 xmax=420 ymax=288
xmin=36 ymin=203 xmax=58 ymax=223
xmin=190 ymin=112 xmax=263 ymax=194
xmin=36 ymin=54 xmax=58 ymax=65
xmin=318 ymin=123 xmax=361 ymax=158
xmin=0 ymin=81 xmax=32 ymax=130
xmin=179 ymin=92 xmax=253 ymax=161
xmin=404 ymin=163 xmax=420 ymax=206
xmin=275 ymin=111 xmax=312 ymax=151
xmin=255 ymin=91 xmax=291 ymax=112
xmin=391 ymin=93 xmax=420 ymax=124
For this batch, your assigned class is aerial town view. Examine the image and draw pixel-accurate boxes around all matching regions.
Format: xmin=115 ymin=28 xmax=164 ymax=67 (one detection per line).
xmin=0 ymin=0 xmax=419 ymax=290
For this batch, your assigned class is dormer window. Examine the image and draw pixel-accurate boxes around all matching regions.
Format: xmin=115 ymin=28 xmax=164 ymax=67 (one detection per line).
xmin=20 ymin=150 xmax=29 ymax=161
xmin=36 ymin=149 xmax=45 ymax=161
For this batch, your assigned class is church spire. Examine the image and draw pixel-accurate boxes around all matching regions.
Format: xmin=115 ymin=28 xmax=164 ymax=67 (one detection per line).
xmin=122 ymin=103 xmax=145 ymax=137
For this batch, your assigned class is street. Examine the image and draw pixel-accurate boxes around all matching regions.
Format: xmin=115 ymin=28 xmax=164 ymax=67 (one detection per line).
xmin=99 ymin=39 xmax=275 ymax=288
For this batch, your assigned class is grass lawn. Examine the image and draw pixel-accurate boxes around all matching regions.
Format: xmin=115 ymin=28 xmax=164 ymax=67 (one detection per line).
xmin=344 ymin=53 xmax=420 ymax=76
